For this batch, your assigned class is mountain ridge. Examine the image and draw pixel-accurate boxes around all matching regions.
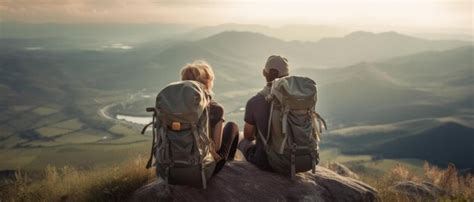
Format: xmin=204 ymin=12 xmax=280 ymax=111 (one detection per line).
xmin=154 ymin=30 xmax=470 ymax=68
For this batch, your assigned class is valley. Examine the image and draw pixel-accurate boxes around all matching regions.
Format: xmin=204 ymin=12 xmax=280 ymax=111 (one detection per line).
xmin=0 ymin=28 xmax=472 ymax=175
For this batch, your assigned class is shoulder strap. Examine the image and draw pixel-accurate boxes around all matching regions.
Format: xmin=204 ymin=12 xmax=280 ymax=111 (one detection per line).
xmin=258 ymin=85 xmax=272 ymax=101
xmin=278 ymin=106 xmax=289 ymax=154
xmin=141 ymin=122 xmax=153 ymax=135
xmin=256 ymin=99 xmax=274 ymax=148
xmin=315 ymin=112 xmax=328 ymax=131
xmin=145 ymin=110 xmax=157 ymax=169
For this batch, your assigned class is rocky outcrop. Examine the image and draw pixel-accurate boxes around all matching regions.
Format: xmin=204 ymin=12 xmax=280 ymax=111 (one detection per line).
xmin=132 ymin=161 xmax=378 ymax=202
xmin=390 ymin=181 xmax=445 ymax=200
xmin=328 ymin=162 xmax=360 ymax=179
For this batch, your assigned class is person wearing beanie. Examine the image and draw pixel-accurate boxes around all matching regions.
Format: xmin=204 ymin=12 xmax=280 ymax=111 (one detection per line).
xmin=238 ymin=55 xmax=289 ymax=171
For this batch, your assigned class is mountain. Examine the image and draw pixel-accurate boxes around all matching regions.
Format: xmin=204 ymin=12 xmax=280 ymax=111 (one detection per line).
xmin=299 ymin=63 xmax=442 ymax=125
xmin=1 ymin=36 xmax=471 ymax=126
xmin=377 ymin=46 xmax=474 ymax=88
xmin=294 ymin=46 xmax=473 ymax=126
xmin=326 ymin=116 xmax=474 ymax=168
xmin=153 ymin=31 xmax=469 ymax=69
xmin=181 ymin=23 xmax=349 ymax=41
xmin=0 ymin=22 xmax=194 ymax=43
xmin=0 ymin=50 xmax=69 ymax=103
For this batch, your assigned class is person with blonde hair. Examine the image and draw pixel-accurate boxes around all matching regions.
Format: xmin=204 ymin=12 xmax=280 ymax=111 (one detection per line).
xmin=180 ymin=60 xmax=239 ymax=175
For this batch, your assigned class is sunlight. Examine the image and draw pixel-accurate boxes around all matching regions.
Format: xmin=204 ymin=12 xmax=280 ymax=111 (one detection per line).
xmin=0 ymin=0 xmax=471 ymax=31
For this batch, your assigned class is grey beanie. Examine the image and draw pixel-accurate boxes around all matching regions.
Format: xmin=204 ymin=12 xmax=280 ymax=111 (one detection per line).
xmin=264 ymin=55 xmax=289 ymax=77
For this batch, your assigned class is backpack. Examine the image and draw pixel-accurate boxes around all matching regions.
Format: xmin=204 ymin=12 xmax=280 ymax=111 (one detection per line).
xmin=258 ymin=76 xmax=327 ymax=180
xmin=141 ymin=80 xmax=216 ymax=189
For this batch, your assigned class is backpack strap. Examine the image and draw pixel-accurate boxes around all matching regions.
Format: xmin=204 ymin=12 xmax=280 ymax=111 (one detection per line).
xmin=141 ymin=122 xmax=153 ymax=135
xmin=257 ymin=98 xmax=275 ymax=148
xmin=145 ymin=110 xmax=157 ymax=169
xmin=257 ymin=130 xmax=268 ymax=148
xmin=205 ymin=105 xmax=213 ymax=153
xmin=201 ymin=164 xmax=207 ymax=189
xmin=195 ymin=106 xmax=212 ymax=189
xmin=291 ymin=143 xmax=296 ymax=180
xmin=258 ymin=86 xmax=272 ymax=101
xmin=314 ymin=112 xmax=328 ymax=132
xmin=278 ymin=106 xmax=289 ymax=154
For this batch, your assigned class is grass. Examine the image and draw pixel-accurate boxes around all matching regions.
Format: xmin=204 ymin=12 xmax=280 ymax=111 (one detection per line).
xmin=1 ymin=155 xmax=472 ymax=201
xmin=0 ymin=155 xmax=154 ymax=201
xmin=0 ymin=141 xmax=149 ymax=171
xmin=359 ymin=159 xmax=425 ymax=175
xmin=320 ymin=148 xmax=372 ymax=164
xmin=360 ymin=162 xmax=474 ymax=201
xmin=55 ymin=132 xmax=103 ymax=143
xmin=0 ymin=125 xmax=15 ymax=137
xmin=35 ymin=127 xmax=72 ymax=137
xmin=108 ymin=124 xmax=136 ymax=136
xmin=50 ymin=119 xmax=84 ymax=130
xmin=11 ymin=105 xmax=34 ymax=112
xmin=0 ymin=154 xmax=36 ymax=171
xmin=32 ymin=107 xmax=59 ymax=116
xmin=0 ymin=135 xmax=27 ymax=149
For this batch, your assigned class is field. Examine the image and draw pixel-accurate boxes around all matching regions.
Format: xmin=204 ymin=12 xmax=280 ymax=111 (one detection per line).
xmin=0 ymin=89 xmax=151 ymax=171
xmin=0 ymin=87 xmax=427 ymax=177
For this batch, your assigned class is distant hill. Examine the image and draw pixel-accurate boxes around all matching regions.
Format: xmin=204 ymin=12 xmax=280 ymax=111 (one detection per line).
xmin=0 ymin=51 xmax=68 ymax=103
xmin=294 ymin=46 xmax=473 ymax=126
xmin=377 ymin=46 xmax=474 ymax=88
xmin=326 ymin=116 xmax=474 ymax=168
xmin=0 ymin=37 xmax=471 ymax=125
xmin=0 ymin=22 xmax=193 ymax=43
xmin=181 ymin=23 xmax=349 ymax=42
xmin=153 ymin=31 xmax=469 ymax=69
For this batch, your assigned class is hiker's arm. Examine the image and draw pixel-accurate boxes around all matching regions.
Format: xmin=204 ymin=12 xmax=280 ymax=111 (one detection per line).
xmin=243 ymin=98 xmax=256 ymax=140
xmin=243 ymin=122 xmax=256 ymax=141
xmin=213 ymin=120 xmax=224 ymax=151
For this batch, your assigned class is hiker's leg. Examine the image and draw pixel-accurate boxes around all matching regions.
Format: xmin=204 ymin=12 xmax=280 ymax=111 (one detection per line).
xmin=219 ymin=122 xmax=239 ymax=160
xmin=213 ymin=122 xmax=239 ymax=175
xmin=238 ymin=137 xmax=256 ymax=162
xmin=227 ymin=131 xmax=239 ymax=161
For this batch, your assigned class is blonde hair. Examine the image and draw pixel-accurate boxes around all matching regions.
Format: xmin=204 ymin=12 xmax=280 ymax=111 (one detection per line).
xmin=180 ymin=60 xmax=215 ymax=90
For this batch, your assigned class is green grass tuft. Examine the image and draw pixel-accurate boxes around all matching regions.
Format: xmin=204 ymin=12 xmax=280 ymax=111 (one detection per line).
xmin=0 ymin=155 xmax=154 ymax=201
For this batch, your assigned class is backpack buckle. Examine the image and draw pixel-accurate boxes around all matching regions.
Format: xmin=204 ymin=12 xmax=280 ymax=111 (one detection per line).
xmin=171 ymin=122 xmax=181 ymax=131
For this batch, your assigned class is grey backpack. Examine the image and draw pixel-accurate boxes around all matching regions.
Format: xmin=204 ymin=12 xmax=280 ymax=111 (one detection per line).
xmin=141 ymin=80 xmax=216 ymax=189
xmin=258 ymin=76 xmax=327 ymax=179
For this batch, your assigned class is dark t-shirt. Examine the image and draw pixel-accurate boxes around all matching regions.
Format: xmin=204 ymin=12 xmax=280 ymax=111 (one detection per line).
xmin=244 ymin=90 xmax=273 ymax=170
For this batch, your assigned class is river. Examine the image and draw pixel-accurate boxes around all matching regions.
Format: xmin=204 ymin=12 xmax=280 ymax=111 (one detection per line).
xmin=116 ymin=114 xmax=152 ymax=125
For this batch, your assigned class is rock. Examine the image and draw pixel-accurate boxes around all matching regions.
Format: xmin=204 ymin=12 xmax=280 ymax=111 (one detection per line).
xmin=132 ymin=161 xmax=378 ymax=202
xmin=390 ymin=181 xmax=445 ymax=200
xmin=328 ymin=162 xmax=360 ymax=179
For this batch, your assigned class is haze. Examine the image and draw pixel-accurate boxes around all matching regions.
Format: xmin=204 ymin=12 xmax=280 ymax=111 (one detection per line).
xmin=1 ymin=0 xmax=472 ymax=33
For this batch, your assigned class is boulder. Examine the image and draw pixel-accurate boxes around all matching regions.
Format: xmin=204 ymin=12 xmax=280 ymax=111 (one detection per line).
xmin=390 ymin=181 xmax=445 ymax=200
xmin=328 ymin=162 xmax=360 ymax=179
xmin=132 ymin=161 xmax=378 ymax=202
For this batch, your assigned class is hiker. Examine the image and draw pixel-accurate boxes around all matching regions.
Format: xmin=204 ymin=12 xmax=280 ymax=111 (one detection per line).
xmin=142 ymin=60 xmax=239 ymax=189
xmin=180 ymin=60 xmax=240 ymax=175
xmin=237 ymin=55 xmax=288 ymax=171
xmin=238 ymin=55 xmax=326 ymax=179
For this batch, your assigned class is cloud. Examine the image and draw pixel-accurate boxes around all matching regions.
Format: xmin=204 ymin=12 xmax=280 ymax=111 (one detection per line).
xmin=0 ymin=0 xmax=472 ymax=31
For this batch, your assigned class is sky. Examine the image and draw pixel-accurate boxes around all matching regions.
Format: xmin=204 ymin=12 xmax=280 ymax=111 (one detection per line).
xmin=0 ymin=0 xmax=472 ymax=31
